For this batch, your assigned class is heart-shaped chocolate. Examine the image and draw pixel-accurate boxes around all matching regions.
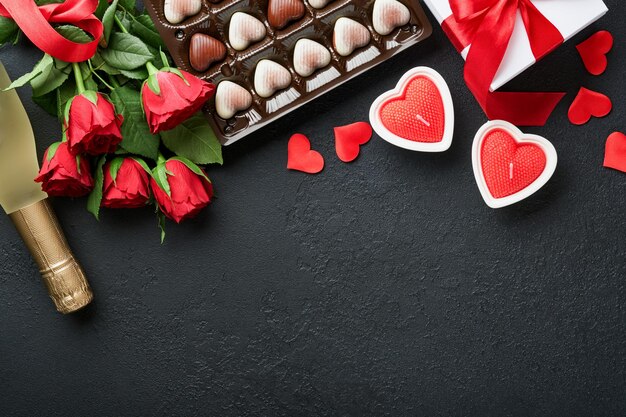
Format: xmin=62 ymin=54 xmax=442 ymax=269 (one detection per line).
xmin=254 ymin=60 xmax=292 ymax=98
xmin=268 ymin=0 xmax=306 ymax=29
xmin=307 ymin=0 xmax=332 ymax=8
xmin=189 ymin=34 xmax=227 ymax=72
xmin=333 ymin=17 xmax=371 ymax=57
xmin=369 ymin=67 xmax=454 ymax=152
xmin=215 ymin=81 xmax=253 ymax=119
xmin=228 ymin=12 xmax=266 ymax=51
xmin=293 ymin=38 xmax=331 ymax=77
xmin=472 ymin=120 xmax=557 ymax=208
xmin=372 ymin=0 xmax=410 ymax=36
xmin=163 ymin=0 xmax=202 ymax=24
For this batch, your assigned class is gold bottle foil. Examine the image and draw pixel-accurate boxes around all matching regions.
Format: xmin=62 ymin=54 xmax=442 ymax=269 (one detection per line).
xmin=9 ymin=199 xmax=93 ymax=314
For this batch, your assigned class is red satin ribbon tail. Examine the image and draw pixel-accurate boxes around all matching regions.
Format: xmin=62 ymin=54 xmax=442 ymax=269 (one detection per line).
xmin=485 ymin=91 xmax=566 ymax=126
xmin=0 ymin=0 xmax=102 ymax=62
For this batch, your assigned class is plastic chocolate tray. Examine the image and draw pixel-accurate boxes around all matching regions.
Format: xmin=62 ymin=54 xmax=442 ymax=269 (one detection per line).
xmin=144 ymin=0 xmax=432 ymax=145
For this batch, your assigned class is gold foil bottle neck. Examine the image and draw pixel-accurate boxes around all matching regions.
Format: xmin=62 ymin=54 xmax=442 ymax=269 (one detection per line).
xmin=9 ymin=199 xmax=93 ymax=314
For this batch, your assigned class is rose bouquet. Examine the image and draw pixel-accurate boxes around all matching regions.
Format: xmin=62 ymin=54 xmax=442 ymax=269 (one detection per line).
xmin=0 ymin=0 xmax=222 ymax=240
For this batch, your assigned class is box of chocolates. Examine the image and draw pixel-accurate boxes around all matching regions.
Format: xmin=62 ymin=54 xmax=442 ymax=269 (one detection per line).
xmin=144 ymin=0 xmax=433 ymax=145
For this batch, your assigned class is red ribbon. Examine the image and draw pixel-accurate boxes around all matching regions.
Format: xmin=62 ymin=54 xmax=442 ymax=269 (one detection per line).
xmin=0 ymin=0 xmax=103 ymax=62
xmin=442 ymin=0 xmax=566 ymax=126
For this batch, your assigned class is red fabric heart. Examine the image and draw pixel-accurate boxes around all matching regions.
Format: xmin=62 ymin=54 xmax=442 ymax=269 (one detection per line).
xmin=481 ymin=128 xmax=547 ymax=199
xmin=576 ymin=30 xmax=613 ymax=76
xmin=378 ymin=75 xmax=445 ymax=143
xmin=604 ymin=132 xmax=626 ymax=173
xmin=334 ymin=122 xmax=372 ymax=162
xmin=568 ymin=87 xmax=612 ymax=126
xmin=287 ymin=133 xmax=324 ymax=174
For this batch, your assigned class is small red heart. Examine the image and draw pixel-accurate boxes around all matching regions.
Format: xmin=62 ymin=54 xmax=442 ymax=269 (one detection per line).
xmin=576 ymin=30 xmax=613 ymax=76
xmin=287 ymin=133 xmax=324 ymax=174
xmin=604 ymin=132 xmax=626 ymax=173
xmin=334 ymin=122 xmax=372 ymax=162
xmin=568 ymin=87 xmax=612 ymax=126
xmin=481 ymin=128 xmax=547 ymax=199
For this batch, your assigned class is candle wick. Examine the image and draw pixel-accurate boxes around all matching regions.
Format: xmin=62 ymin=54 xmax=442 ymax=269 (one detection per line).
xmin=415 ymin=114 xmax=430 ymax=127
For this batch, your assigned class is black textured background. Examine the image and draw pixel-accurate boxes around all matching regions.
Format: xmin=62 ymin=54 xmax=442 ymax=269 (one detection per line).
xmin=1 ymin=1 xmax=626 ymax=415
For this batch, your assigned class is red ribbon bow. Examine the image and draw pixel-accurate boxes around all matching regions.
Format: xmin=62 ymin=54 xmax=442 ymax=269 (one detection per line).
xmin=0 ymin=0 xmax=103 ymax=63
xmin=442 ymin=0 xmax=566 ymax=126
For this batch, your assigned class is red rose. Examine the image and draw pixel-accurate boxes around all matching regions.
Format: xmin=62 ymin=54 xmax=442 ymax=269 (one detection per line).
xmin=102 ymin=158 xmax=151 ymax=209
xmin=150 ymin=159 xmax=214 ymax=223
xmin=142 ymin=70 xmax=215 ymax=134
xmin=35 ymin=142 xmax=94 ymax=197
xmin=66 ymin=92 xmax=123 ymax=155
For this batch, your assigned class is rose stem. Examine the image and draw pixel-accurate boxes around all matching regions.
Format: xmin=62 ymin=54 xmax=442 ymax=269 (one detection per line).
xmin=72 ymin=62 xmax=86 ymax=94
xmin=113 ymin=15 xmax=129 ymax=34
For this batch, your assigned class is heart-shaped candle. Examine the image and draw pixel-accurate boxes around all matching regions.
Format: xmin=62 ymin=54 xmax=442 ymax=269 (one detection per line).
xmin=293 ymin=38 xmax=332 ymax=77
xmin=369 ymin=67 xmax=453 ymax=152
xmin=189 ymin=33 xmax=227 ymax=72
xmin=472 ymin=120 xmax=557 ymax=208
xmin=254 ymin=60 xmax=292 ymax=98
xmin=229 ymin=12 xmax=266 ymax=51
xmin=164 ymin=0 xmax=202 ymax=24
xmin=333 ymin=17 xmax=371 ymax=57
xmin=268 ymin=0 xmax=306 ymax=29
xmin=215 ymin=81 xmax=253 ymax=119
xmin=372 ymin=0 xmax=410 ymax=36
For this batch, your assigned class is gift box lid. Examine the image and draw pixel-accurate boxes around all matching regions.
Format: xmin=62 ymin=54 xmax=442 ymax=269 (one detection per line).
xmin=423 ymin=0 xmax=608 ymax=91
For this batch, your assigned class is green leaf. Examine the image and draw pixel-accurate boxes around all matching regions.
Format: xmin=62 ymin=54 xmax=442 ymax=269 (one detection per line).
xmin=160 ymin=114 xmax=223 ymax=165
xmin=100 ymin=32 xmax=155 ymax=71
xmin=87 ymin=156 xmax=106 ymax=220
xmin=119 ymin=67 xmax=148 ymax=80
xmin=101 ymin=0 xmax=118 ymax=47
xmin=46 ymin=142 xmax=62 ymax=161
xmin=109 ymin=86 xmax=160 ymax=160
xmin=82 ymin=90 xmax=99 ymax=105
xmin=170 ymin=157 xmax=210 ymax=182
xmin=131 ymin=14 xmax=166 ymax=49
xmin=109 ymin=157 xmax=124 ymax=183
xmin=152 ymin=163 xmax=171 ymax=197
xmin=2 ymin=54 xmax=52 ymax=91
xmin=157 ymin=210 xmax=166 ymax=244
xmin=145 ymin=73 xmax=160 ymax=95
xmin=30 ymin=58 xmax=70 ymax=97
xmin=119 ymin=0 xmax=137 ymax=12
xmin=131 ymin=157 xmax=152 ymax=175
xmin=55 ymin=25 xmax=93 ymax=43
xmin=56 ymin=79 xmax=77 ymax=120
xmin=0 ymin=16 xmax=19 ymax=46
xmin=95 ymin=0 xmax=109 ymax=19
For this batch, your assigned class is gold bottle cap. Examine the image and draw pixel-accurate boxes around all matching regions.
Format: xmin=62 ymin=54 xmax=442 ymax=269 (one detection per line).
xmin=9 ymin=199 xmax=93 ymax=314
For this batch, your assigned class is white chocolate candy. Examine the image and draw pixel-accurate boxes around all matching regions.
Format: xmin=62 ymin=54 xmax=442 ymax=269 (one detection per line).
xmin=307 ymin=0 xmax=331 ymax=8
xmin=254 ymin=60 xmax=292 ymax=98
xmin=163 ymin=0 xmax=202 ymax=24
xmin=372 ymin=0 xmax=410 ymax=36
xmin=229 ymin=12 xmax=266 ymax=51
xmin=293 ymin=39 xmax=331 ymax=77
xmin=215 ymin=81 xmax=253 ymax=119
xmin=333 ymin=17 xmax=371 ymax=57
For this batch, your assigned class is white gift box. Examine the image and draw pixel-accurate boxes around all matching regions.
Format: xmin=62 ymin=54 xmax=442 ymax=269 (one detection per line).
xmin=422 ymin=0 xmax=608 ymax=91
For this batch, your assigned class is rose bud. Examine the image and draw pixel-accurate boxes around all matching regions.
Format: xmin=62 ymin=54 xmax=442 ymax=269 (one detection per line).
xmin=66 ymin=91 xmax=123 ymax=156
xmin=35 ymin=142 xmax=94 ymax=197
xmin=101 ymin=158 xmax=151 ymax=209
xmin=150 ymin=158 xmax=214 ymax=223
xmin=142 ymin=67 xmax=215 ymax=134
